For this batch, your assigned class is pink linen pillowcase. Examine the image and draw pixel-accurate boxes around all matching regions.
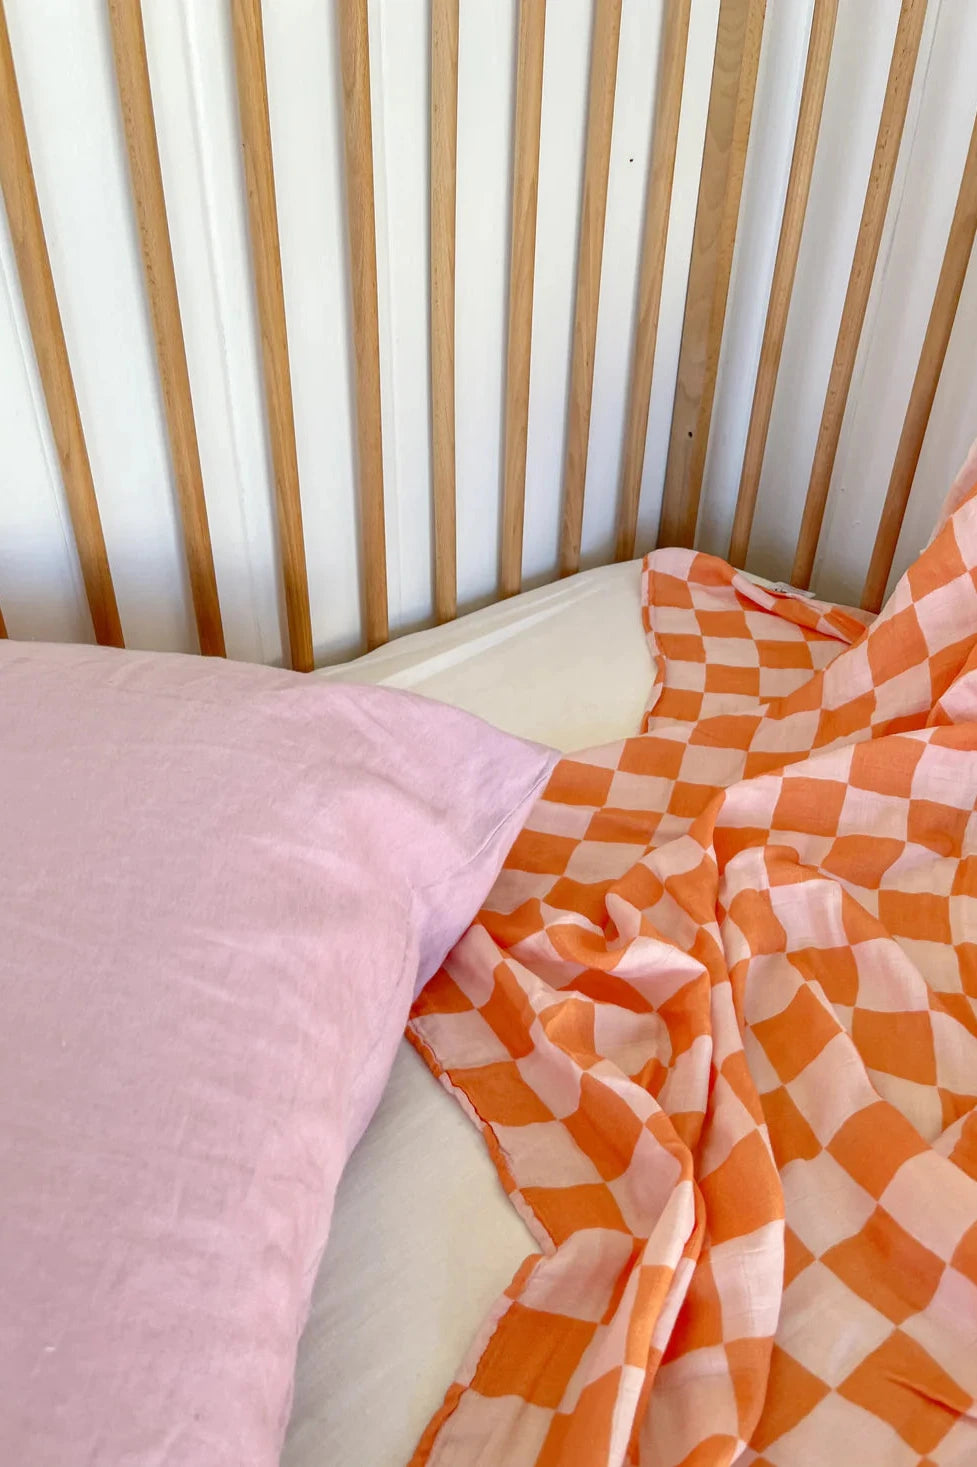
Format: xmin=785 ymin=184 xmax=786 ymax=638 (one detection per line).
xmin=0 ymin=641 xmax=555 ymax=1467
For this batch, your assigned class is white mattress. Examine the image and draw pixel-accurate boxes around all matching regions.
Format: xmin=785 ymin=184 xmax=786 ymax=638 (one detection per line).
xmin=283 ymin=562 xmax=651 ymax=1467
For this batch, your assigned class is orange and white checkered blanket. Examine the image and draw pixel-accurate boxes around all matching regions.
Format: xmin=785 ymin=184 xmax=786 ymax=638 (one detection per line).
xmin=408 ymin=483 xmax=977 ymax=1466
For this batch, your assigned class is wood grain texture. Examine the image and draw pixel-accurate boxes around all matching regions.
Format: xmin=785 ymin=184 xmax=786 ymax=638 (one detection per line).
xmin=792 ymin=0 xmax=927 ymax=589
xmin=728 ymin=0 xmax=837 ymax=567
xmin=0 ymin=0 xmax=123 ymax=647
xmin=430 ymin=0 xmax=458 ymax=621
xmin=862 ymin=106 xmax=977 ymax=612
xmin=338 ymin=0 xmax=389 ymax=650
xmin=500 ymin=0 xmax=546 ymax=598
xmin=657 ymin=0 xmax=765 ymax=550
xmin=231 ymin=0 xmax=313 ymax=671
xmin=558 ymin=0 xmax=623 ymax=578
xmin=614 ymin=0 xmax=690 ymax=563
xmin=108 ymin=0 xmax=224 ymax=657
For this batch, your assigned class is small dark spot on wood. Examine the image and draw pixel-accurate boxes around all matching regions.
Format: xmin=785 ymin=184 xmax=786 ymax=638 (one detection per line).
xmin=687 ymin=430 xmax=693 ymax=439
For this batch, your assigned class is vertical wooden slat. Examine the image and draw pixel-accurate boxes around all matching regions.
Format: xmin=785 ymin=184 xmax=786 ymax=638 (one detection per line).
xmin=558 ymin=0 xmax=623 ymax=578
xmin=430 ymin=0 xmax=458 ymax=622
xmin=862 ymin=108 xmax=977 ymax=612
xmin=792 ymin=0 xmax=927 ymax=589
xmin=614 ymin=0 xmax=690 ymax=564
xmin=657 ymin=0 xmax=765 ymax=550
xmin=0 ymin=601 xmax=7 ymax=638
xmin=728 ymin=0 xmax=837 ymax=567
xmin=231 ymin=0 xmax=314 ymax=671
xmin=108 ymin=0 xmax=225 ymax=657
xmin=338 ymin=0 xmax=389 ymax=650
xmin=0 ymin=1 xmax=123 ymax=647
xmin=500 ymin=0 xmax=546 ymax=598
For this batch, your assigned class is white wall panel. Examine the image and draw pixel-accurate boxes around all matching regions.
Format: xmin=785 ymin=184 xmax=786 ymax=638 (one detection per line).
xmin=455 ymin=0 xmax=516 ymax=609
xmin=1 ymin=0 xmax=975 ymax=666
xmin=146 ymin=0 xmax=284 ymax=664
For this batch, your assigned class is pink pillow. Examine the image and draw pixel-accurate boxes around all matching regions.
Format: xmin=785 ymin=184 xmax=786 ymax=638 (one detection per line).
xmin=0 ymin=641 xmax=555 ymax=1467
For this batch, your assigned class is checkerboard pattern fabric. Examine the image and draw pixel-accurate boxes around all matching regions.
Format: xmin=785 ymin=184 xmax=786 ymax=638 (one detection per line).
xmin=407 ymin=486 xmax=977 ymax=1465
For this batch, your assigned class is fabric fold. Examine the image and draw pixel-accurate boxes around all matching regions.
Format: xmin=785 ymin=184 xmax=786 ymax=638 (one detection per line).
xmin=410 ymin=488 xmax=977 ymax=1466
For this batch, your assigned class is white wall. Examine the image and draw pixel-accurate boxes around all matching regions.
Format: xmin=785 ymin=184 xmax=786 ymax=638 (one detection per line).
xmin=1 ymin=0 xmax=976 ymax=666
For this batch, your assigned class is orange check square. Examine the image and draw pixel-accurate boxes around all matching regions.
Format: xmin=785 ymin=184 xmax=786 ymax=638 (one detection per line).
xmin=537 ymin=1371 xmax=619 ymax=1464
xmin=826 ymin=1099 xmax=928 ymax=1197
xmin=929 ymin=633 xmax=975 ymax=702
xmin=520 ymin=1181 xmax=632 ymax=1246
xmin=455 ymin=1061 xmax=555 ymax=1126
xmin=878 ymin=890 xmax=952 ymax=944
xmin=849 ymin=736 xmax=924 ymax=798
xmin=773 ymin=777 xmax=847 ymax=838
xmin=471 ymin=1302 xmax=597 ymax=1409
xmin=813 ymin=693 xmax=876 ymax=748
xmin=658 ymin=632 xmax=706 ymax=663
xmin=907 ymin=799 xmax=969 ymax=859
xmin=655 ymin=688 xmax=704 ymax=722
xmin=728 ymin=888 xmax=786 ymax=955
xmin=761 ymin=1086 xmax=821 ymax=1168
xmin=851 ymin=1007 xmax=936 ymax=1086
xmin=824 ymin=1208 xmax=944 ymax=1325
xmin=750 ymin=984 xmax=838 ymax=1083
xmin=705 ymin=665 xmax=761 ymax=698
xmin=564 ymin=1074 xmax=644 ymax=1181
xmin=696 ymin=610 xmax=751 ymax=638
xmin=542 ymin=760 xmax=615 ymax=808
xmin=698 ymin=1129 xmax=782 ymax=1244
xmin=756 ymin=640 xmax=813 ymax=670
xmin=821 ymin=834 xmax=904 ymax=889
xmin=618 ymin=736 xmax=686 ymax=780
xmin=750 ymin=1346 xmax=829 ymax=1453
xmin=668 ymin=781 xmax=721 ymax=820
xmin=507 ymin=828 xmax=578 ymax=877
xmin=867 ymin=606 xmax=929 ymax=684
xmin=907 ymin=532 xmax=967 ymax=602
xmin=547 ymin=876 xmax=612 ymax=928
xmin=714 ymin=824 xmax=768 ymax=866
xmin=838 ymin=1330 xmax=969 ymax=1453
xmin=652 ymin=572 xmax=695 ymax=608
xmin=480 ymin=967 xmax=537 ymax=1060
xmin=788 ymin=946 xmax=859 ymax=1006
xmin=586 ymin=807 xmax=661 ymax=845
xmin=744 ymin=750 xmax=798 ymax=779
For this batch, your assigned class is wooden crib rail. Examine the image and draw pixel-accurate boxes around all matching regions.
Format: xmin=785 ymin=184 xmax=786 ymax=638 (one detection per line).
xmin=108 ymin=0 xmax=225 ymax=658
xmin=500 ymin=0 xmax=547 ymax=600
xmin=0 ymin=0 xmax=123 ymax=648
xmin=728 ymin=0 xmax=838 ymax=569
xmin=430 ymin=0 xmax=460 ymax=623
xmin=792 ymin=0 xmax=927 ymax=590
xmin=657 ymin=0 xmax=765 ymax=552
xmin=558 ymin=0 xmax=623 ymax=579
xmin=230 ymin=0 xmax=314 ymax=672
xmin=1 ymin=0 xmax=972 ymax=662
xmin=615 ymin=0 xmax=691 ymax=565
xmin=338 ymin=0 xmax=389 ymax=652
xmin=862 ymin=106 xmax=977 ymax=612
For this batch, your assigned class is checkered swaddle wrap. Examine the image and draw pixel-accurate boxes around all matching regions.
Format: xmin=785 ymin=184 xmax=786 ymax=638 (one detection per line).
xmin=408 ymin=489 xmax=977 ymax=1466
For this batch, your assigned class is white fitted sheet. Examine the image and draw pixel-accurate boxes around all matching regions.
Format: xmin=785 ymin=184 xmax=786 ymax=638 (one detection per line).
xmin=283 ymin=562 xmax=650 ymax=1467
